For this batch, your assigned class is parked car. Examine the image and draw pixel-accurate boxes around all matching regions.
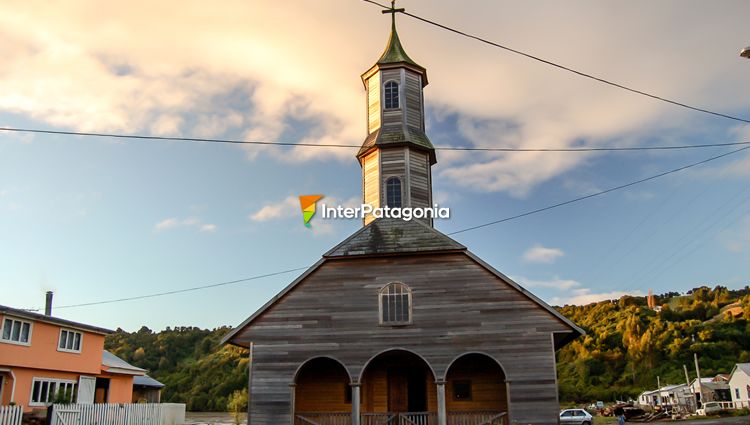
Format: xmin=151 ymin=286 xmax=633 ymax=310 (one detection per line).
xmin=696 ymin=401 xmax=723 ymax=416
xmin=560 ymin=409 xmax=593 ymax=425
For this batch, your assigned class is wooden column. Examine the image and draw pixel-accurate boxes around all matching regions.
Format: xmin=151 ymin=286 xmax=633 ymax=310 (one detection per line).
xmin=351 ymin=383 xmax=361 ymax=425
xmin=289 ymin=384 xmax=296 ymax=425
xmin=436 ymin=380 xmax=447 ymax=425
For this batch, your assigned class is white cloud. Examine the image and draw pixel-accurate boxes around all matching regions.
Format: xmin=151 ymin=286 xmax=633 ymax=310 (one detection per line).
xmin=550 ymin=289 xmax=644 ymax=307
xmin=154 ymin=217 xmax=217 ymax=233
xmin=522 ymin=244 xmax=565 ymax=263
xmin=249 ymin=196 xmax=299 ymax=222
xmin=515 ymin=274 xmax=643 ymax=306
xmin=0 ymin=2 xmax=748 ymax=195
xmin=517 ymin=276 xmax=581 ymax=290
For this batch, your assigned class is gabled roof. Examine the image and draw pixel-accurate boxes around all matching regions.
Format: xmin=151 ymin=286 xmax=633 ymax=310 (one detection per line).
xmin=0 ymin=304 xmax=112 ymax=335
xmin=133 ymin=375 xmax=165 ymax=388
xmin=324 ymin=218 xmax=464 ymax=257
xmin=223 ymin=219 xmax=584 ymax=347
xmin=102 ymin=350 xmax=146 ymax=376
xmin=358 ymin=126 xmax=436 ymax=164
xmin=730 ymin=363 xmax=750 ymax=381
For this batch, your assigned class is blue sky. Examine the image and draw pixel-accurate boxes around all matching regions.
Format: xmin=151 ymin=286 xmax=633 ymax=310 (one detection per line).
xmin=1 ymin=1 xmax=749 ymax=332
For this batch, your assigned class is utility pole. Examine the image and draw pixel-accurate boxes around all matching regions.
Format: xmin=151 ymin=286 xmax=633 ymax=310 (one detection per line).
xmin=694 ymin=353 xmax=703 ymax=407
xmin=657 ymin=375 xmax=661 ymax=389
xmin=684 ymin=365 xmax=695 ymax=413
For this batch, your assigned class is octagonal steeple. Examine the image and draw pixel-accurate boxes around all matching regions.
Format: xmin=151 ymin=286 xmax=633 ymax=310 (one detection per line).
xmin=358 ymin=5 xmax=435 ymax=226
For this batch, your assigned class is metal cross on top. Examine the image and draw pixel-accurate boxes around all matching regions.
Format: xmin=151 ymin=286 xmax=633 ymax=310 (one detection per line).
xmin=382 ymin=0 xmax=405 ymax=23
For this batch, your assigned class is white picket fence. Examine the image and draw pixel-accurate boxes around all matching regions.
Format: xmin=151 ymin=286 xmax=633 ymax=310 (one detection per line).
xmin=0 ymin=405 xmax=23 ymax=425
xmin=50 ymin=403 xmax=186 ymax=425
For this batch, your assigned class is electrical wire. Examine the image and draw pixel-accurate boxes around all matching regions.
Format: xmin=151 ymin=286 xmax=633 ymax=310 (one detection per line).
xmin=2 ymin=126 xmax=750 ymax=153
xmin=446 ymin=146 xmax=750 ymax=235
xmin=362 ymin=0 xmax=750 ymax=125
xmin=24 ymin=266 xmax=311 ymax=312
xmin=23 ymin=146 xmax=750 ymax=312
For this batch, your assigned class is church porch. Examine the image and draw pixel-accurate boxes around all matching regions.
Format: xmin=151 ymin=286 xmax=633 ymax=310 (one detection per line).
xmin=292 ymin=351 xmax=508 ymax=425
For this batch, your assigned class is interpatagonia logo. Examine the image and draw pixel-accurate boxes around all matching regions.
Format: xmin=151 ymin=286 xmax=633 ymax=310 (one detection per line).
xmin=298 ymin=195 xmax=324 ymax=228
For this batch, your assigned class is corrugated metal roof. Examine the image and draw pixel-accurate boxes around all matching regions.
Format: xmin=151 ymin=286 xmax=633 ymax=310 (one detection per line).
xmin=102 ymin=350 xmax=146 ymax=375
xmin=133 ymin=375 xmax=164 ymax=388
xmin=0 ymin=304 xmax=112 ymax=335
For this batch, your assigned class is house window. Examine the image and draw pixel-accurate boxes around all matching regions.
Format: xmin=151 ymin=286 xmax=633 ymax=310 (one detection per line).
xmin=386 ymin=177 xmax=402 ymax=208
xmin=30 ymin=378 xmax=77 ymax=406
xmin=747 ymin=385 xmax=750 ymax=399
xmin=453 ymin=380 xmax=472 ymax=401
xmin=737 ymin=388 xmax=741 ymax=399
xmin=384 ymin=81 xmax=399 ymax=109
xmin=58 ymin=329 xmax=83 ymax=353
xmin=380 ymin=282 xmax=411 ymax=324
xmin=1 ymin=317 xmax=32 ymax=345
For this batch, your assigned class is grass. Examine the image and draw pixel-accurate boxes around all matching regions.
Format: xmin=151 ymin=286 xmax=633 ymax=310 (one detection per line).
xmin=593 ymin=417 xmax=618 ymax=424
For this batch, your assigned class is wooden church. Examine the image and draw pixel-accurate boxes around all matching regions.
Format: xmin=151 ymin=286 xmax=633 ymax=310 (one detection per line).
xmin=223 ymin=9 xmax=583 ymax=425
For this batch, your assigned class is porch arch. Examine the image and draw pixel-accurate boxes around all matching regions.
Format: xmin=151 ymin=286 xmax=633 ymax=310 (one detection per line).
xmin=294 ymin=356 xmax=353 ymax=414
xmin=359 ymin=348 xmax=437 ymax=414
xmin=443 ymin=352 xmax=508 ymax=415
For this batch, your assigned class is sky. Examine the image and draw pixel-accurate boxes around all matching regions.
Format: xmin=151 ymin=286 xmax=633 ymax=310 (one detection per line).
xmin=1 ymin=1 xmax=750 ymax=332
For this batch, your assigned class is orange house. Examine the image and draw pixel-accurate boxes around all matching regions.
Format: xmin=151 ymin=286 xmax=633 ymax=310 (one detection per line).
xmin=0 ymin=301 xmax=146 ymax=412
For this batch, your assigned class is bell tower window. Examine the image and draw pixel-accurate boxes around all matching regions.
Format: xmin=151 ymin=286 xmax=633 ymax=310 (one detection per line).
xmin=384 ymin=81 xmax=399 ymax=109
xmin=386 ymin=177 xmax=402 ymax=208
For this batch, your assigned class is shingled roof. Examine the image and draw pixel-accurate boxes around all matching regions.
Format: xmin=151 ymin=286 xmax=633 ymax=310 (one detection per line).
xmin=324 ymin=218 xmax=465 ymax=257
xmin=357 ymin=125 xmax=436 ymax=164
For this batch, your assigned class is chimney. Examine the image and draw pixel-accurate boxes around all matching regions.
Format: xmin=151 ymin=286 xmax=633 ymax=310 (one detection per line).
xmin=45 ymin=291 xmax=54 ymax=316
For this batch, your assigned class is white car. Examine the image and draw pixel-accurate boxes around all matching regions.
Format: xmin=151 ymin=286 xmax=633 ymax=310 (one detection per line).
xmin=696 ymin=401 xmax=722 ymax=416
xmin=559 ymin=409 xmax=593 ymax=425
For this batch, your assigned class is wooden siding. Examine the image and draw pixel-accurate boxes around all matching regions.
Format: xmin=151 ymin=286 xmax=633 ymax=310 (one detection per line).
xmin=362 ymin=150 xmax=380 ymax=225
xmin=405 ymin=72 xmax=423 ymax=130
xmin=408 ymin=150 xmax=431 ymax=209
xmin=236 ymin=253 xmax=572 ymax=425
xmin=367 ymin=73 xmax=381 ymax=133
xmin=295 ymin=358 xmax=351 ymax=412
xmin=446 ymin=354 xmax=506 ymax=412
xmin=379 ymin=148 xmax=406 ymax=208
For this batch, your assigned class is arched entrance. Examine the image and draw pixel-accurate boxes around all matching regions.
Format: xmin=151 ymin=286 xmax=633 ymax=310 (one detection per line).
xmin=294 ymin=357 xmax=352 ymax=423
xmin=444 ymin=353 xmax=508 ymax=424
xmin=360 ymin=349 xmax=437 ymax=415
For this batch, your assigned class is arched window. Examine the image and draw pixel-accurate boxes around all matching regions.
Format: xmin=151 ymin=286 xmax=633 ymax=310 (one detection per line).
xmin=386 ymin=177 xmax=402 ymax=208
xmin=380 ymin=282 xmax=412 ymax=324
xmin=384 ymin=81 xmax=399 ymax=109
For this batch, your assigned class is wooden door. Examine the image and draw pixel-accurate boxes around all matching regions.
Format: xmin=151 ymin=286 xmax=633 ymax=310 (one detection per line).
xmin=388 ymin=368 xmax=408 ymax=412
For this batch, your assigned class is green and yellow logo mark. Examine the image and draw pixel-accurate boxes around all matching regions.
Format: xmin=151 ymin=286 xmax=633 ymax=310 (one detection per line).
xmin=299 ymin=195 xmax=324 ymax=228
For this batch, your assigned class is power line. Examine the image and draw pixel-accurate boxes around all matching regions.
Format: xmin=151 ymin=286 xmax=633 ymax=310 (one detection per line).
xmin=25 ymin=146 xmax=749 ymax=312
xmin=26 ymin=266 xmax=311 ymax=312
xmin=362 ymin=0 xmax=750 ymax=125
xmin=446 ymin=146 xmax=750 ymax=235
xmin=2 ymin=126 xmax=750 ymax=153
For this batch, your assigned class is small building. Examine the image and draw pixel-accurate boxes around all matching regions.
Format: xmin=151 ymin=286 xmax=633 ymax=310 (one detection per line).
xmin=222 ymin=10 xmax=583 ymax=425
xmin=729 ymin=363 xmax=750 ymax=408
xmin=132 ymin=375 xmax=165 ymax=403
xmin=691 ymin=377 xmax=731 ymax=407
xmin=0 ymin=297 xmax=150 ymax=411
xmin=637 ymin=384 xmax=691 ymax=410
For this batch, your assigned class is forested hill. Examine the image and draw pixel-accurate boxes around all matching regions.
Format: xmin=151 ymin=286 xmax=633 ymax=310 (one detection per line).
xmin=105 ymin=326 xmax=248 ymax=411
xmin=105 ymin=285 xmax=750 ymax=410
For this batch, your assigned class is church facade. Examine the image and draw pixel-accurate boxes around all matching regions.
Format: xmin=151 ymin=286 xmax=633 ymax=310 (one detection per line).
xmin=223 ymin=13 xmax=583 ymax=425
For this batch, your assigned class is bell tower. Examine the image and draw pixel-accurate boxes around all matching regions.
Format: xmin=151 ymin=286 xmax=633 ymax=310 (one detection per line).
xmin=359 ymin=2 xmax=436 ymax=226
